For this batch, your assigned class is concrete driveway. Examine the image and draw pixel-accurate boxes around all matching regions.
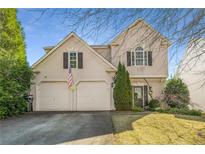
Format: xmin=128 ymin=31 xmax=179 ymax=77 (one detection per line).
xmin=0 ymin=112 xmax=113 ymax=145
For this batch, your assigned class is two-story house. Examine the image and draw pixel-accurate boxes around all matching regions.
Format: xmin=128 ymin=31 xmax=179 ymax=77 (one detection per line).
xmin=31 ymin=19 xmax=170 ymax=111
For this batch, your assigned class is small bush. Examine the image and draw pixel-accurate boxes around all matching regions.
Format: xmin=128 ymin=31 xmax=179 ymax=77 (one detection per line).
xmin=149 ymin=99 xmax=160 ymax=109
xmin=132 ymin=106 xmax=144 ymax=112
xmin=0 ymin=106 xmax=8 ymax=119
xmin=164 ymin=78 xmax=190 ymax=109
xmin=156 ymin=108 xmax=202 ymax=116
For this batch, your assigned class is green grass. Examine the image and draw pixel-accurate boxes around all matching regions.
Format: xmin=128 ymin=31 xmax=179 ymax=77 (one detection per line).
xmin=175 ymin=114 xmax=205 ymax=122
xmin=112 ymin=113 xmax=205 ymax=144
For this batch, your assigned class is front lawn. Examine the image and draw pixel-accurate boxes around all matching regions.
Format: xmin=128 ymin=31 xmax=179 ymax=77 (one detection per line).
xmin=112 ymin=113 xmax=205 ymax=144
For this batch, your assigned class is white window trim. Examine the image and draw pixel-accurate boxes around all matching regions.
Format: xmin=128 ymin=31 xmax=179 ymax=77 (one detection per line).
xmin=68 ymin=51 xmax=78 ymax=69
xmin=136 ymin=50 xmax=144 ymax=66
xmin=131 ymin=47 xmax=148 ymax=66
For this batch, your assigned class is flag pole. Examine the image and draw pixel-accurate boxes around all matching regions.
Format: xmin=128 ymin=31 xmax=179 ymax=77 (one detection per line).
xmin=68 ymin=66 xmax=75 ymax=110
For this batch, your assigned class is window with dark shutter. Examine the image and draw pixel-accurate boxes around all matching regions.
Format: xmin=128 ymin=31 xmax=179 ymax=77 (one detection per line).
xmin=144 ymin=85 xmax=148 ymax=106
xmin=148 ymin=51 xmax=152 ymax=66
xmin=78 ymin=52 xmax=83 ymax=69
xmin=69 ymin=52 xmax=77 ymax=68
xmin=144 ymin=51 xmax=148 ymax=65
xmin=63 ymin=52 xmax=68 ymax=69
xmin=127 ymin=51 xmax=131 ymax=66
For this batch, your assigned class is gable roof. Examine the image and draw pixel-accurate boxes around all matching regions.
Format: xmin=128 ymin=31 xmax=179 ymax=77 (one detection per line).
xmin=32 ymin=32 xmax=117 ymax=70
xmin=32 ymin=19 xmax=171 ymax=69
xmin=110 ymin=18 xmax=171 ymax=46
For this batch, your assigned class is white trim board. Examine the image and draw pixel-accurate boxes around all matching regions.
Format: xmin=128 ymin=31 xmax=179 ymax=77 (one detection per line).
xmin=130 ymin=75 xmax=167 ymax=79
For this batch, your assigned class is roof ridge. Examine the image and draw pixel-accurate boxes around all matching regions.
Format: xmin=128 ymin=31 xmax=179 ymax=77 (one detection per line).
xmin=110 ymin=18 xmax=171 ymax=46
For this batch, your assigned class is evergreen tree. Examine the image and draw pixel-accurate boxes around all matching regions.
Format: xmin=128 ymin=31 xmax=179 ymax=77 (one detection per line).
xmin=0 ymin=9 xmax=32 ymax=119
xmin=0 ymin=9 xmax=26 ymax=64
xmin=113 ymin=62 xmax=132 ymax=110
xmin=113 ymin=62 xmax=123 ymax=109
xmin=125 ymin=70 xmax=132 ymax=109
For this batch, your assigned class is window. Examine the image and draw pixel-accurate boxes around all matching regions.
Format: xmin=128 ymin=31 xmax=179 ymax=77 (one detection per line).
xmin=135 ymin=86 xmax=143 ymax=98
xmin=69 ymin=52 xmax=78 ymax=68
xmin=135 ymin=47 xmax=144 ymax=65
xmin=131 ymin=47 xmax=148 ymax=66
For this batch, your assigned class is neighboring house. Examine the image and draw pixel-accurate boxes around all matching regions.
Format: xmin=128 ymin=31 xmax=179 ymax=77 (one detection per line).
xmin=31 ymin=19 xmax=170 ymax=111
xmin=177 ymin=39 xmax=205 ymax=111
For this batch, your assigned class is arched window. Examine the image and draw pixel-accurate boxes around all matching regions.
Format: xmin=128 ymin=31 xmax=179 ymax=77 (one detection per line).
xmin=131 ymin=47 xmax=148 ymax=66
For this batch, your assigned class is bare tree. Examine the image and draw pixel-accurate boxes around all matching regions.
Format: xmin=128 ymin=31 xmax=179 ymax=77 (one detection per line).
xmin=27 ymin=8 xmax=205 ymax=78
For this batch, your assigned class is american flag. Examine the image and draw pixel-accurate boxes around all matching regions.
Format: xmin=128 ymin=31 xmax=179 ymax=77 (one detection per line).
xmin=67 ymin=67 xmax=74 ymax=88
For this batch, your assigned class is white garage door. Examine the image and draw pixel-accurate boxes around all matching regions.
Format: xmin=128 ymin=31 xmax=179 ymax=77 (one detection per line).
xmin=77 ymin=81 xmax=110 ymax=111
xmin=38 ymin=82 xmax=72 ymax=111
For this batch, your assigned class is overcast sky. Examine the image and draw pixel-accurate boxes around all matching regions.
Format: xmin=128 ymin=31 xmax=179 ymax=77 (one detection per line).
xmin=17 ymin=8 xmax=185 ymax=77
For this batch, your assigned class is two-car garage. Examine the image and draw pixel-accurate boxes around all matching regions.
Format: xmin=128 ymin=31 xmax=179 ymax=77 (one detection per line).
xmin=31 ymin=33 xmax=117 ymax=112
xmin=37 ymin=81 xmax=111 ymax=111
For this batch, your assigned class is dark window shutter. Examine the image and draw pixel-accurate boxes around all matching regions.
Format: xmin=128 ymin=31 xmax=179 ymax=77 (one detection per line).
xmin=144 ymin=85 xmax=148 ymax=106
xmin=127 ymin=51 xmax=131 ymax=66
xmin=144 ymin=52 xmax=148 ymax=65
xmin=148 ymin=51 xmax=152 ymax=66
xmin=78 ymin=52 xmax=83 ymax=69
xmin=63 ymin=52 xmax=68 ymax=69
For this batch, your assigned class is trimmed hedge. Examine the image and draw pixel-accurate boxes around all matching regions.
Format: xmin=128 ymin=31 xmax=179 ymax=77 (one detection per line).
xmin=156 ymin=108 xmax=202 ymax=116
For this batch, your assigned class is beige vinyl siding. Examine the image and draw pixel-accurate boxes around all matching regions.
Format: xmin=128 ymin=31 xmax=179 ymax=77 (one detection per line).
xmin=31 ymin=35 xmax=115 ymax=111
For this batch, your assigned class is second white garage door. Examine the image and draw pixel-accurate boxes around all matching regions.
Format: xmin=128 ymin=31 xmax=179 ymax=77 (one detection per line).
xmin=76 ymin=81 xmax=110 ymax=111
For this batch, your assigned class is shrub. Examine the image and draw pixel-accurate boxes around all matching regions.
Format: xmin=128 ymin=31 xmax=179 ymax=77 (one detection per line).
xmin=113 ymin=62 xmax=132 ymax=110
xmin=149 ymin=99 xmax=160 ymax=109
xmin=164 ymin=78 xmax=190 ymax=109
xmin=156 ymin=108 xmax=202 ymax=116
xmin=160 ymin=101 xmax=170 ymax=110
xmin=177 ymin=108 xmax=202 ymax=116
xmin=132 ymin=106 xmax=144 ymax=112
xmin=0 ymin=106 xmax=9 ymax=119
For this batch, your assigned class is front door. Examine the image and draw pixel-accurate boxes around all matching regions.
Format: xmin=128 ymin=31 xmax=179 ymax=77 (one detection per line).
xmin=133 ymin=86 xmax=143 ymax=108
